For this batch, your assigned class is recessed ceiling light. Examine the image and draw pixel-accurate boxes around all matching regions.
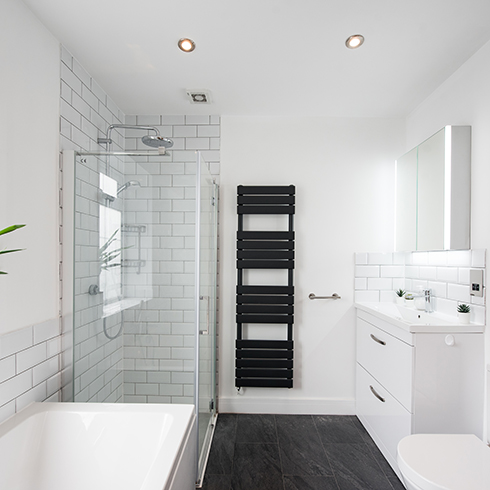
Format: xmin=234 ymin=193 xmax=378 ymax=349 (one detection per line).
xmin=178 ymin=38 xmax=196 ymax=52
xmin=345 ymin=34 xmax=365 ymax=49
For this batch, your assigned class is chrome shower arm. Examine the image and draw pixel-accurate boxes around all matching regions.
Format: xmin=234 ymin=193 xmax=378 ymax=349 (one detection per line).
xmin=98 ymin=124 xmax=160 ymax=145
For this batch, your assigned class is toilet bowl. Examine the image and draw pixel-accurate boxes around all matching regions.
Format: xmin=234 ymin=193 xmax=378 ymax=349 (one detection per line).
xmin=397 ymin=434 xmax=490 ymax=490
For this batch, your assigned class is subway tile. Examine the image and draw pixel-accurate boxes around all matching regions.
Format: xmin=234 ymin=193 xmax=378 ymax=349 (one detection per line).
xmin=380 ymin=291 xmax=396 ymax=303
xmin=60 ymin=62 xmax=82 ymax=95
xmin=458 ymin=268 xmax=470 ymax=285
xmin=198 ymin=125 xmax=220 ymax=137
xmin=0 ymin=356 xmax=16 ymax=383
xmin=0 ymin=371 xmax=32 ymax=407
xmin=367 ymin=253 xmax=392 ymax=265
xmin=447 ymin=250 xmax=471 ymax=267
xmin=436 ymin=267 xmax=459 ymax=283
xmin=174 ymin=125 xmax=197 ymax=137
xmin=16 ymin=382 xmax=47 ymax=412
xmin=0 ymin=401 xmax=16 ymax=424
xmin=60 ymin=45 xmax=72 ymax=68
xmin=428 ymin=281 xmax=447 ymax=298
xmin=367 ymin=278 xmax=392 ymax=290
xmin=419 ymin=266 xmax=437 ymax=280
xmin=17 ymin=342 xmax=47 ymax=374
xmin=72 ymin=57 xmax=91 ymax=87
xmin=185 ymin=115 xmax=209 ymax=125
xmin=380 ymin=266 xmax=404 ymax=278
xmin=355 ymin=253 xmax=368 ymax=265
xmin=33 ymin=318 xmax=59 ymax=344
xmin=355 ymin=278 xmax=367 ymax=290
xmin=405 ymin=266 xmax=419 ymax=279
xmin=210 ymin=115 xmax=220 ymax=124
xmin=210 ymin=137 xmax=220 ymax=150
xmin=471 ymin=249 xmax=486 ymax=268
xmin=354 ymin=266 xmax=379 ymax=278
xmin=447 ymin=283 xmax=471 ymax=303
xmin=33 ymin=356 xmax=59 ymax=386
xmin=137 ymin=115 xmax=160 ymax=125
xmin=412 ymin=252 xmax=428 ymax=266
xmin=186 ymin=137 xmax=210 ymax=150
xmin=428 ymin=251 xmax=447 ymax=266
xmin=0 ymin=327 xmax=33 ymax=359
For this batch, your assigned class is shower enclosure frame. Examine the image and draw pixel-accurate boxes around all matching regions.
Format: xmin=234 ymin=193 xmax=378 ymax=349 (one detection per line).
xmin=60 ymin=149 xmax=218 ymax=486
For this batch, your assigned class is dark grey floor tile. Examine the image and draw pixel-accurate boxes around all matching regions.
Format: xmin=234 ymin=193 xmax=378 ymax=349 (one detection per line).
xmin=284 ymin=475 xmax=340 ymax=490
xmin=314 ymin=416 xmax=366 ymax=444
xmin=364 ymin=438 xmax=397 ymax=478
xmin=276 ymin=415 xmax=333 ymax=476
xmin=236 ymin=414 xmax=277 ymax=443
xmin=206 ymin=414 xmax=237 ymax=475
xmin=351 ymin=417 xmax=378 ymax=445
xmin=231 ymin=443 xmax=284 ymax=490
xmin=324 ymin=443 xmax=393 ymax=490
xmin=201 ymin=474 xmax=232 ymax=490
xmin=388 ymin=475 xmax=407 ymax=490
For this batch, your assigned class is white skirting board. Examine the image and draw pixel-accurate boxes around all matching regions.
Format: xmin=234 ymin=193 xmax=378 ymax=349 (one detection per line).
xmin=218 ymin=397 xmax=355 ymax=415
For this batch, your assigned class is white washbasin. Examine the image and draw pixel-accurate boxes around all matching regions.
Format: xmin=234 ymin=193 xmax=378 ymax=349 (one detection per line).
xmin=355 ymin=302 xmax=484 ymax=333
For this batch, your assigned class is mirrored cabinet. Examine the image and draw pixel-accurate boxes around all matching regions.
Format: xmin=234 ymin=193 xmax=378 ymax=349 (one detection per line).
xmin=395 ymin=126 xmax=471 ymax=251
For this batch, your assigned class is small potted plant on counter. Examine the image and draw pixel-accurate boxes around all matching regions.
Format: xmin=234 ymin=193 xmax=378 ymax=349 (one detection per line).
xmin=404 ymin=292 xmax=415 ymax=308
xmin=457 ymin=303 xmax=471 ymax=324
xmin=395 ymin=288 xmax=406 ymax=305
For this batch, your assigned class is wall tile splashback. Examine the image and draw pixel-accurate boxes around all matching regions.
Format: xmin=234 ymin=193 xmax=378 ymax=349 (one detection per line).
xmin=355 ymin=250 xmax=486 ymax=324
xmin=0 ymin=318 xmax=61 ymax=424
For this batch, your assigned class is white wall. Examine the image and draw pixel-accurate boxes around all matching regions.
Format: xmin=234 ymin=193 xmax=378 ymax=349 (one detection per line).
xmin=219 ymin=116 xmax=405 ymax=413
xmin=0 ymin=0 xmax=60 ymax=334
xmin=406 ymin=39 xmax=490 ymax=366
xmin=0 ymin=0 xmax=62 ymax=423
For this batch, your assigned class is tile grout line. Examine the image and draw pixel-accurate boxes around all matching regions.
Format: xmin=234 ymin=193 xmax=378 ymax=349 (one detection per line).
xmin=311 ymin=415 xmax=341 ymax=490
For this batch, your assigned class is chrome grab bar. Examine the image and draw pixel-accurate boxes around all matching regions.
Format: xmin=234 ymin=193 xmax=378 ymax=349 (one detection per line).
xmin=370 ymin=334 xmax=386 ymax=346
xmin=308 ymin=293 xmax=341 ymax=300
xmin=370 ymin=385 xmax=385 ymax=403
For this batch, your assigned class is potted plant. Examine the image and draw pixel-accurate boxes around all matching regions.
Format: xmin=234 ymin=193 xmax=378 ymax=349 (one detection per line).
xmin=0 ymin=224 xmax=26 ymax=274
xmin=395 ymin=288 xmax=406 ymax=305
xmin=404 ymin=292 xmax=415 ymax=308
xmin=457 ymin=303 xmax=471 ymax=324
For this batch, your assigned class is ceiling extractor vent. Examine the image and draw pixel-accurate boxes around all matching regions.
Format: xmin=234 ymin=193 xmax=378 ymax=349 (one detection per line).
xmin=186 ymin=90 xmax=212 ymax=104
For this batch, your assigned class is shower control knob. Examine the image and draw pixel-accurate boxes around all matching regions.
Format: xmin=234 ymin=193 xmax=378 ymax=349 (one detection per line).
xmin=88 ymin=284 xmax=100 ymax=295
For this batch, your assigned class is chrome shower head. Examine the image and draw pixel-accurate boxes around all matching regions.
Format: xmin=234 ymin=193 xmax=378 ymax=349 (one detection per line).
xmin=141 ymin=135 xmax=174 ymax=149
xmin=117 ymin=180 xmax=141 ymax=195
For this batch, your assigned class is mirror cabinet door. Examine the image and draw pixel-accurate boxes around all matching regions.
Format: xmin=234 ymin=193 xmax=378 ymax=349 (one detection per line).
xmin=395 ymin=147 xmax=417 ymax=251
xmin=395 ymin=126 xmax=470 ymax=252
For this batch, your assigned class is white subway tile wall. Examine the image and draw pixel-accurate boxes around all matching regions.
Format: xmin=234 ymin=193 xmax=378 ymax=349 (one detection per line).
xmin=0 ymin=318 xmax=61 ymax=424
xmin=60 ymin=46 xmax=127 ymax=402
xmin=355 ymin=250 xmax=486 ymax=323
xmin=122 ymin=114 xmax=219 ymax=403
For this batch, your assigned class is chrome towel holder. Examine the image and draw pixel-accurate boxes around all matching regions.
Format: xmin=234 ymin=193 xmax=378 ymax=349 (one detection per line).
xmin=308 ymin=293 xmax=341 ymax=300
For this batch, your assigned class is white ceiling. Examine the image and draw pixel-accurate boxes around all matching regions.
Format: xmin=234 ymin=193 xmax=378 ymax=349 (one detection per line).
xmin=22 ymin=0 xmax=490 ymax=118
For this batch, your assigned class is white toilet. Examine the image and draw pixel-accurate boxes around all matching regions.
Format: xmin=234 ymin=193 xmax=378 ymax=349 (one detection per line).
xmin=397 ymin=433 xmax=490 ymax=490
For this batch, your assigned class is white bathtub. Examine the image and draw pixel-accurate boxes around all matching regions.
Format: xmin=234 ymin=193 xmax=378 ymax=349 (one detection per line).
xmin=0 ymin=402 xmax=196 ymax=490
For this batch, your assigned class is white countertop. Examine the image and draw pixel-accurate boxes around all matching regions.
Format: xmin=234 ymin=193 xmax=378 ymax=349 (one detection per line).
xmin=355 ymin=302 xmax=485 ymax=333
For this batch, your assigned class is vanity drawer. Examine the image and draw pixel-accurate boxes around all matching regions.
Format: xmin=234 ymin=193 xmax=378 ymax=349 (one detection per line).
xmin=356 ymin=363 xmax=412 ymax=467
xmin=357 ymin=317 xmax=413 ymax=411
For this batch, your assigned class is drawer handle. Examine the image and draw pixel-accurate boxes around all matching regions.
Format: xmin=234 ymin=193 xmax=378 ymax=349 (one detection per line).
xmin=370 ymin=385 xmax=385 ymax=403
xmin=370 ymin=334 xmax=386 ymax=346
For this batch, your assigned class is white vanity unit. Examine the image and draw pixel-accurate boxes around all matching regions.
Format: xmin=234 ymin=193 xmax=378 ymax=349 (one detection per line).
xmin=355 ymin=302 xmax=484 ymax=478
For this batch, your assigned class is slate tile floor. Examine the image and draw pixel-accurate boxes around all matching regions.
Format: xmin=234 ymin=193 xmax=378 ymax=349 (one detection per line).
xmin=202 ymin=414 xmax=406 ymax=490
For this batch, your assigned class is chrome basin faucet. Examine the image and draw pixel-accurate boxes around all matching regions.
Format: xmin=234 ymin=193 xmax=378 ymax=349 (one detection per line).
xmin=423 ymin=288 xmax=433 ymax=313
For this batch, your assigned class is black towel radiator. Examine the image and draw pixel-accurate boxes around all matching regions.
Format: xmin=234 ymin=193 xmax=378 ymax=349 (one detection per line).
xmin=235 ymin=185 xmax=295 ymax=388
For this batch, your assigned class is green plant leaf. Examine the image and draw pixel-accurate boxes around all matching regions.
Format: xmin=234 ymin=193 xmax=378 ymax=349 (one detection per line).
xmin=0 ymin=248 xmax=25 ymax=255
xmin=0 ymin=224 xmax=25 ymax=236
